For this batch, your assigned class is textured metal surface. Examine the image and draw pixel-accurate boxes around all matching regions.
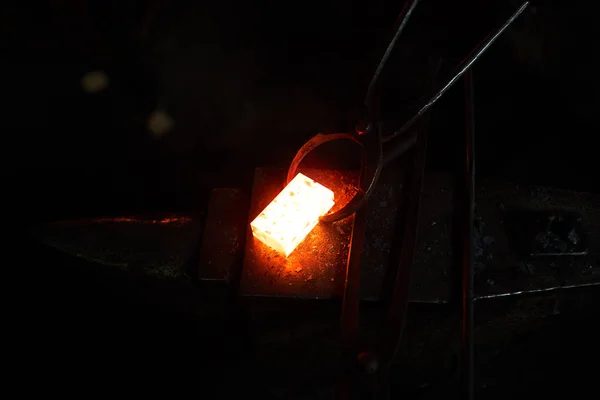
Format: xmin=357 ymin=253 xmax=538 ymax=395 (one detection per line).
xmin=409 ymin=177 xmax=600 ymax=301
xmin=34 ymin=214 xmax=202 ymax=280
xmin=474 ymin=182 xmax=600 ymax=298
xmin=505 ymin=210 xmax=587 ymax=257
xmin=33 ymin=178 xmax=600 ymax=301
xmin=241 ymin=168 xmax=357 ymax=299
xmin=411 ymin=174 xmax=454 ymax=303
xmin=241 ymin=167 xmax=454 ymax=302
xmin=198 ymin=188 xmax=249 ymax=282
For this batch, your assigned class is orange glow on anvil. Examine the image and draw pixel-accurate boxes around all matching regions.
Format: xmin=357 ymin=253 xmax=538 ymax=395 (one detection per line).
xmin=250 ymin=173 xmax=335 ymax=257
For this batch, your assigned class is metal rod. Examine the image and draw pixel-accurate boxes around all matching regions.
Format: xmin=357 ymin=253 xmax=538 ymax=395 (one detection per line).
xmin=365 ymin=0 xmax=421 ymax=108
xmin=336 ymin=204 xmax=368 ymax=398
xmin=460 ymin=70 xmax=476 ymax=400
xmin=378 ymin=117 xmax=429 ymax=368
xmin=336 ymin=154 xmax=371 ymax=400
xmin=475 ymin=281 xmax=600 ymax=301
xmin=339 ymin=149 xmax=377 ymax=339
xmin=341 ymin=202 xmax=368 ymax=348
xmin=383 ymin=1 xmax=530 ymax=143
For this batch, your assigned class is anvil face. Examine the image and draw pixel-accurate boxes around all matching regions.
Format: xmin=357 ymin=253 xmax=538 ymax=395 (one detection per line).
xmin=241 ymin=168 xmax=359 ymax=299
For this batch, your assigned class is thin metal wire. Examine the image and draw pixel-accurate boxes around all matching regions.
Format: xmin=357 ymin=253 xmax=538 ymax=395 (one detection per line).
xmin=382 ymin=1 xmax=530 ymax=144
xmin=475 ymin=281 xmax=600 ymax=301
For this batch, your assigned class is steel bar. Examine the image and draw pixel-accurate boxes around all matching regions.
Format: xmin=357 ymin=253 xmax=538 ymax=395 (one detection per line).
xmin=460 ymin=70 xmax=476 ymax=400
xmin=341 ymin=202 xmax=368 ymax=349
xmin=336 ymin=151 xmax=372 ymax=400
xmin=378 ymin=119 xmax=429 ymax=367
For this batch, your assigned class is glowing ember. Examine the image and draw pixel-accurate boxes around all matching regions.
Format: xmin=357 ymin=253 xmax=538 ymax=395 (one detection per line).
xmin=250 ymin=173 xmax=335 ymax=257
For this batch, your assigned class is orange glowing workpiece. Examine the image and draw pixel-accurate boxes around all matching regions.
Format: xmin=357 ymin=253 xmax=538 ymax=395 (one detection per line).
xmin=250 ymin=173 xmax=335 ymax=257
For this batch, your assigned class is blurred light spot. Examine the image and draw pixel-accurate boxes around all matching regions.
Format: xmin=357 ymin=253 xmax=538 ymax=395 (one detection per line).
xmin=81 ymin=70 xmax=109 ymax=93
xmin=147 ymin=109 xmax=174 ymax=138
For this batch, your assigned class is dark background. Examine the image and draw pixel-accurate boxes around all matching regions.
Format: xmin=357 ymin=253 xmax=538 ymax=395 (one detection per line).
xmin=4 ymin=0 xmax=598 ymax=221
xmin=3 ymin=0 xmax=599 ymax=397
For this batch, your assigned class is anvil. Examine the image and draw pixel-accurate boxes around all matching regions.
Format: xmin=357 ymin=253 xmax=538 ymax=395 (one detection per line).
xmin=33 ymin=170 xmax=600 ymax=304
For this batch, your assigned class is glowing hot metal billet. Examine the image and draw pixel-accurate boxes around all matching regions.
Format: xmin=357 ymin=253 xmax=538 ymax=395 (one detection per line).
xmin=250 ymin=173 xmax=335 ymax=257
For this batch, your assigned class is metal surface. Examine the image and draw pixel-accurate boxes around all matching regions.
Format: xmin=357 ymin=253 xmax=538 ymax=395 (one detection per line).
xmin=33 ymin=214 xmax=202 ymax=280
xmin=33 ymin=181 xmax=600 ymax=302
xmin=506 ymin=210 xmax=588 ymax=257
xmin=411 ymin=174 xmax=454 ymax=303
xmin=473 ymin=183 xmax=600 ymax=299
xmin=241 ymin=168 xmax=356 ymax=299
xmin=383 ymin=1 xmax=530 ymax=143
xmin=413 ymin=177 xmax=600 ymax=301
xmin=198 ymin=188 xmax=248 ymax=283
xmin=417 ymin=178 xmax=600 ymax=301
xmin=241 ymin=167 xmax=456 ymax=302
